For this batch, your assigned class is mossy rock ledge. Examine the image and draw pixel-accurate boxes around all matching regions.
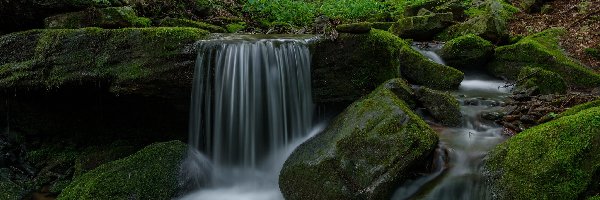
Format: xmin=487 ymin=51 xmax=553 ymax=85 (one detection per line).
xmin=389 ymin=12 xmax=454 ymax=40
xmin=487 ymin=28 xmax=600 ymax=88
xmin=485 ymin=106 xmax=600 ymax=200
xmin=311 ymin=29 xmax=463 ymax=103
xmin=0 ymin=27 xmax=209 ymax=97
xmin=516 ymin=67 xmax=567 ymax=95
xmin=279 ymin=79 xmax=439 ymax=200
xmin=58 ymin=141 xmax=188 ymax=199
xmin=44 ymin=6 xmax=151 ymax=29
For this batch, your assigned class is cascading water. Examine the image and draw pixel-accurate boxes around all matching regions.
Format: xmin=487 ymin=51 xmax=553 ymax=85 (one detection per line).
xmin=392 ymin=45 xmax=510 ymax=200
xmin=182 ymin=35 xmax=321 ymax=200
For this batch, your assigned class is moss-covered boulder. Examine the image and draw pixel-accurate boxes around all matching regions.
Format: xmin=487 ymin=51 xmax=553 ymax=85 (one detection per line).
xmin=516 ymin=67 xmax=567 ymax=95
xmin=440 ymin=34 xmax=494 ymax=69
xmin=58 ymin=141 xmax=187 ymax=199
xmin=158 ymin=18 xmax=226 ymax=33
xmin=336 ymin=22 xmax=372 ymax=34
xmin=0 ymin=27 xmax=208 ymax=96
xmin=485 ymin=106 xmax=600 ymax=200
xmin=437 ymin=0 xmax=518 ymax=42
xmin=44 ymin=6 xmax=151 ymax=29
xmin=311 ymin=29 xmax=463 ymax=103
xmin=390 ymin=12 xmax=454 ymax=40
xmin=416 ymin=87 xmax=462 ymax=126
xmin=279 ymin=79 xmax=438 ymax=200
xmin=401 ymin=0 xmax=469 ymax=21
xmin=487 ymin=28 xmax=600 ymax=88
xmin=585 ymin=47 xmax=600 ymax=59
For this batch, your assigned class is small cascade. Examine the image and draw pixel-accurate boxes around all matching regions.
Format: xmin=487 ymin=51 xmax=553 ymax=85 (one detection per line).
xmin=393 ymin=45 xmax=509 ymax=200
xmin=183 ymin=35 xmax=319 ymax=200
xmin=189 ymin=36 xmax=314 ymax=169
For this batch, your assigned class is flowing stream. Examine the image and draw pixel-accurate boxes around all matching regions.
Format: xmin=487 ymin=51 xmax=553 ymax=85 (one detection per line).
xmin=393 ymin=44 xmax=510 ymax=200
xmin=181 ymin=35 xmax=322 ymax=200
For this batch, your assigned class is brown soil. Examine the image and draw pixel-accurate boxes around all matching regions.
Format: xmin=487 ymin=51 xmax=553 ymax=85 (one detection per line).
xmin=508 ymin=0 xmax=600 ymax=71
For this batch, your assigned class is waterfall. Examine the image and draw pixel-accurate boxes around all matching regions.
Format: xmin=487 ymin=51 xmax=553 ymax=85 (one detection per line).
xmin=182 ymin=36 xmax=318 ymax=200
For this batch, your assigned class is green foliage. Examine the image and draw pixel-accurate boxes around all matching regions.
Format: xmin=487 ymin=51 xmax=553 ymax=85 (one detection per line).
xmin=320 ymin=0 xmax=386 ymax=22
xmin=243 ymin=0 xmax=317 ymax=26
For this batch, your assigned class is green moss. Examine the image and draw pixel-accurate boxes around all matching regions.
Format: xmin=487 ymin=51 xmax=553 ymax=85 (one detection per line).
xmin=389 ymin=12 xmax=453 ymax=40
xmin=44 ymin=7 xmax=151 ymax=29
xmin=371 ymin=22 xmax=395 ymax=30
xmin=516 ymin=67 xmax=567 ymax=95
xmin=558 ymin=99 xmax=600 ymax=118
xmin=0 ymin=168 xmax=23 ymax=200
xmin=440 ymin=34 xmax=494 ymax=69
xmin=280 ymin=79 xmax=438 ymax=200
xmin=487 ymin=28 xmax=600 ymax=88
xmin=335 ymin=22 xmax=372 ymax=33
xmin=226 ymin=22 xmax=246 ymax=33
xmin=416 ymin=87 xmax=462 ymax=126
xmin=159 ymin=18 xmax=226 ymax=33
xmin=398 ymin=44 xmax=464 ymax=90
xmin=588 ymin=196 xmax=600 ymax=200
xmin=58 ymin=141 xmax=187 ymax=200
xmin=0 ymin=27 xmax=208 ymax=92
xmin=486 ymin=106 xmax=600 ymax=200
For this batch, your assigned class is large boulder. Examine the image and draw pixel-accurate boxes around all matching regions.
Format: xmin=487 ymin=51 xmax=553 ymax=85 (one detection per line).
xmin=510 ymin=0 xmax=549 ymax=13
xmin=440 ymin=34 xmax=494 ymax=69
xmin=485 ymin=106 xmax=600 ymax=200
xmin=279 ymin=79 xmax=439 ymax=200
xmin=437 ymin=0 xmax=518 ymax=43
xmin=0 ymin=27 xmax=208 ymax=96
xmin=44 ymin=6 xmax=151 ymax=29
xmin=487 ymin=28 xmax=600 ymax=88
xmin=58 ymin=141 xmax=188 ymax=199
xmin=416 ymin=87 xmax=462 ymax=126
xmin=516 ymin=67 xmax=567 ymax=95
xmin=311 ymin=29 xmax=463 ymax=103
xmin=390 ymin=12 xmax=454 ymax=40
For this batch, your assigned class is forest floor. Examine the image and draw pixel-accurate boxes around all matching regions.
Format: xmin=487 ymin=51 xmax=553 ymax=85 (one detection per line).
xmin=508 ymin=0 xmax=600 ymax=71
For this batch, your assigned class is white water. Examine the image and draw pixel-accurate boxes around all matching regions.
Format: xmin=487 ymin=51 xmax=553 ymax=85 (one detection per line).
xmin=182 ymin=36 xmax=319 ymax=200
xmin=393 ymin=47 xmax=510 ymax=200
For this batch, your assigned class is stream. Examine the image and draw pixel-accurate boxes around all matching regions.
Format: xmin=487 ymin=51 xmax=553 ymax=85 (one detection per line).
xmin=181 ymin=39 xmax=511 ymax=200
xmin=392 ymin=45 xmax=511 ymax=200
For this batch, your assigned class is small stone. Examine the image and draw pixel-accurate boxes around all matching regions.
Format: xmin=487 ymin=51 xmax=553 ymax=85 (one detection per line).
xmin=520 ymin=115 xmax=537 ymax=124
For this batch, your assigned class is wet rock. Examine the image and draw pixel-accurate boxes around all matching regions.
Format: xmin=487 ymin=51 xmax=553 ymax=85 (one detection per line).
xmin=519 ymin=115 xmax=537 ymax=124
xmin=390 ymin=12 xmax=454 ymax=40
xmin=464 ymin=98 xmax=479 ymax=106
xmin=416 ymin=87 xmax=463 ymax=126
xmin=481 ymin=111 xmax=504 ymax=121
xmin=280 ymin=79 xmax=438 ymax=200
xmin=503 ymin=115 xmax=520 ymax=122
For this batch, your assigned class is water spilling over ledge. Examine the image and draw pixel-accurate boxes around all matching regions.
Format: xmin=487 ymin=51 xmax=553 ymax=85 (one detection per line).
xmin=183 ymin=35 xmax=321 ymax=199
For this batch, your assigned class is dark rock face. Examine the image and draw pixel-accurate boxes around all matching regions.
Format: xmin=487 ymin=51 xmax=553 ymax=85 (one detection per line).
xmin=279 ymin=79 xmax=438 ymax=200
